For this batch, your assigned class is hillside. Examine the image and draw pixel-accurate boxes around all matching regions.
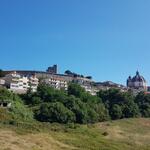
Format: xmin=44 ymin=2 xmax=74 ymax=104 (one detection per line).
xmin=0 ymin=118 xmax=150 ymax=150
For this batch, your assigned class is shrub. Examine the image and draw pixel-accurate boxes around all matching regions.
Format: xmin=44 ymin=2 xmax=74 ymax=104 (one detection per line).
xmin=36 ymin=102 xmax=76 ymax=123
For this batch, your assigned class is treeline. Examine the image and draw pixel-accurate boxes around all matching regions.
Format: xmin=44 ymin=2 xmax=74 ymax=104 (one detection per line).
xmin=0 ymin=83 xmax=150 ymax=124
xmin=22 ymin=83 xmax=109 ymax=124
xmin=22 ymin=83 xmax=150 ymax=124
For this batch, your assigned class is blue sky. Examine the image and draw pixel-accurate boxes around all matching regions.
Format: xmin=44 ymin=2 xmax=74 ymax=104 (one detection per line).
xmin=0 ymin=0 xmax=150 ymax=85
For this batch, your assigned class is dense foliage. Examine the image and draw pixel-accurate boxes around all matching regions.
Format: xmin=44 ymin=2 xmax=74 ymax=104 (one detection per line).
xmin=0 ymin=87 xmax=33 ymax=122
xmin=0 ymin=69 xmax=5 ymax=77
xmin=97 ymin=89 xmax=140 ymax=120
xmin=0 ymin=83 xmax=150 ymax=124
xmin=22 ymin=83 xmax=109 ymax=124
xmin=135 ymin=92 xmax=150 ymax=117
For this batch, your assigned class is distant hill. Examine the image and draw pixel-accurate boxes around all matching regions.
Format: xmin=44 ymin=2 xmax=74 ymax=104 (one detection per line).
xmin=0 ymin=118 xmax=150 ymax=150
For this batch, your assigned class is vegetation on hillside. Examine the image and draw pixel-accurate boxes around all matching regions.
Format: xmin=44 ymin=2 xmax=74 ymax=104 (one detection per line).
xmin=0 ymin=84 xmax=150 ymax=149
xmin=0 ymin=87 xmax=33 ymax=122
xmin=0 ymin=118 xmax=150 ymax=150
xmin=0 ymin=69 xmax=5 ymax=77
xmin=22 ymin=83 xmax=109 ymax=124
xmin=0 ymin=83 xmax=150 ymax=124
xmin=21 ymin=83 xmax=150 ymax=124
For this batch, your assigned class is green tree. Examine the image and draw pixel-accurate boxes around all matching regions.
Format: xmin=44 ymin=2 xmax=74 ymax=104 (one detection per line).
xmin=68 ymin=83 xmax=86 ymax=98
xmin=110 ymin=104 xmax=122 ymax=120
xmin=0 ymin=69 xmax=5 ymax=77
xmin=87 ymin=106 xmax=99 ymax=123
xmin=135 ymin=92 xmax=150 ymax=117
xmin=97 ymin=88 xmax=140 ymax=119
xmin=0 ymin=87 xmax=34 ymax=122
xmin=36 ymin=102 xmax=76 ymax=123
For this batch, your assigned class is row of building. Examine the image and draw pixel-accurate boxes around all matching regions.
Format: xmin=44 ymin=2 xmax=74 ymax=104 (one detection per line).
xmin=0 ymin=65 xmax=95 ymax=94
xmin=0 ymin=65 xmax=148 ymax=95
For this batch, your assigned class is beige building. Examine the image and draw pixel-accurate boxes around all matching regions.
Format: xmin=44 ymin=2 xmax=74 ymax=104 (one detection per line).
xmin=4 ymin=72 xmax=39 ymax=94
xmin=72 ymin=76 xmax=97 ymax=95
xmin=29 ymin=75 xmax=39 ymax=92
xmin=0 ymin=78 xmax=5 ymax=86
xmin=43 ymin=76 xmax=68 ymax=90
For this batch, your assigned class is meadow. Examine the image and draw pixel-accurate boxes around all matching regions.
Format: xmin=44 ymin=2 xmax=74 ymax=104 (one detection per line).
xmin=0 ymin=118 xmax=150 ymax=150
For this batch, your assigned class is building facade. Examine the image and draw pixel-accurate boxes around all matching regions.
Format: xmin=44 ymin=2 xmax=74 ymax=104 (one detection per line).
xmin=2 ymin=65 xmax=95 ymax=94
xmin=42 ymin=76 xmax=68 ymax=90
xmin=4 ymin=72 xmax=39 ymax=94
xmin=0 ymin=79 xmax=5 ymax=86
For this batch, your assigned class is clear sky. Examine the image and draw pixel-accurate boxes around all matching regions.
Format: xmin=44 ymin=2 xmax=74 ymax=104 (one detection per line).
xmin=0 ymin=0 xmax=150 ymax=85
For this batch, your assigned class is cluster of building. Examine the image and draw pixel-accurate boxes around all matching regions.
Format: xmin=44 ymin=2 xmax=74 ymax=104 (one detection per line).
xmin=0 ymin=65 xmax=149 ymax=95
xmin=0 ymin=65 xmax=94 ymax=94
xmin=0 ymin=71 xmax=39 ymax=94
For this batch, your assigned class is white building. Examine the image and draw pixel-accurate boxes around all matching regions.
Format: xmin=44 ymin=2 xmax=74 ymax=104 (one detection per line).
xmin=29 ymin=75 xmax=39 ymax=92
xmin=81 ymin=84 xmax=98 ymax=95
xmin=43 ymin=77 xmax=68 ymax=90
xmin=0 ymin=79 xmax=5 ymax=86
xmin=4 ymin=72 xmax=39 ymax=94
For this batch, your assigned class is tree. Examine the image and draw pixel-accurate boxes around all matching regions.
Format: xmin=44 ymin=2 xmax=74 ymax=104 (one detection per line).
xmin=63 ymin=96 xmax=88 ymax=124
xmin=36 ymin=102 xmax=76 ymax=123
xmin=65 ymin=70 xmax=72 ymax=75
xmin=0 ymin=69 xmax=5 ymax=77
xmin=68 ymin=83 xmax=85 ymax=98
xmin=86 ymin=76 xmax=92 ymax=80
xmin=135 ymin=92 xmax=150 ymax=117
xmin=94 ymin=103 xmax=110 ymax=121
xmin=122 ymin=97 xmax=140 ymax=118
xmin=87 ymin=107 xmax=99 ymax=123
xmin=110 ymin=104 xmax=122 ymax=120
xmin=97 ymin=88 xmax=140 ymax=119
xmin=0 ymin=87 xmax=33 ymax=122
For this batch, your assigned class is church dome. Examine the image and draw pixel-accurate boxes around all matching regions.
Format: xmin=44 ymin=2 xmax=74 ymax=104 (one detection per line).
xmin=127 ymin=76 xmax=132 ymax=81
xmin=131 ymin=71 xmax=146 ymax=83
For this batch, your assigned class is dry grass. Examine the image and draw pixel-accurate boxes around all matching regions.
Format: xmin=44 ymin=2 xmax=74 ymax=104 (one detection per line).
xmin=0 ymin=118 xmax=150 ymax=150
xmin=0 ymin=130 xmax=76 ymax=150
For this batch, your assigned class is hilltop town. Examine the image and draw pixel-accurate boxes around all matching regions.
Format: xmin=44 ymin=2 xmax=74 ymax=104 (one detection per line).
xmin=0 ymin=65 xmax=149 ymax=95
xmin=0 ymin=65 xmax=150 ymax=150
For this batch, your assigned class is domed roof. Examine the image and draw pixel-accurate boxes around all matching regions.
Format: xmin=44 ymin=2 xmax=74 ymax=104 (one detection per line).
xmin=131 ymin=71 xmax=146 ymax=82
xmin=127 ymin=76 xmax=132 ymax=81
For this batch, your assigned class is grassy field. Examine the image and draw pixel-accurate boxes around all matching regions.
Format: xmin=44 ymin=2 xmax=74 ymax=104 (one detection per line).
xmin=0 ymin=118 xmax=150 ymax=150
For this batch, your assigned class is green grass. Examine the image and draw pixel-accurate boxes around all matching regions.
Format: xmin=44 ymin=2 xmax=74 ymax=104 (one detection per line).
xmin=0 ymin=118 xmax=150 ymax=150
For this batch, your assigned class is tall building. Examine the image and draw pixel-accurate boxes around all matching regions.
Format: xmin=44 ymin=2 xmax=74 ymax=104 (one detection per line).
xmin=127 ymin=71 xmax=147 ymax=91
xmin=46 ymin=65 xmax=57 ymax=74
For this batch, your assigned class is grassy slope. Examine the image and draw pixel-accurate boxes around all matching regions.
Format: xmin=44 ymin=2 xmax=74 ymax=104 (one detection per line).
xmin=0 ymin=118 xmax=150 ymax=150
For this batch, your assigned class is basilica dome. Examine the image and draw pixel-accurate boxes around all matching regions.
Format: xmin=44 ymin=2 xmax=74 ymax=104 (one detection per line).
xmin=131 ymin=71 xmax=146 ymax=83
xmin=127 ymin=71 xmax=147 ymax=91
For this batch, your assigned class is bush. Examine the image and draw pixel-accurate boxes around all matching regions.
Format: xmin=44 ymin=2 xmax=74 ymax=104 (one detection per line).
xmin=9 ymin=101 xmax=34 ymax=122
xmin=0 ymin=88 xmax=34 ymax=122
xmin=135 ymin=92 xmax=150 ymax=117
xmin=110 ymin=104 xmax=122 ymax=120
xmin=36 ymin=102 xmax=76 ymax=123
xmin=102 ymin=131 xmax=109 ymax=136
xmin=97 ymin=89 xmax=140 ymax=119
xmin=0 ymin=108 xmax=13 ymax=122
